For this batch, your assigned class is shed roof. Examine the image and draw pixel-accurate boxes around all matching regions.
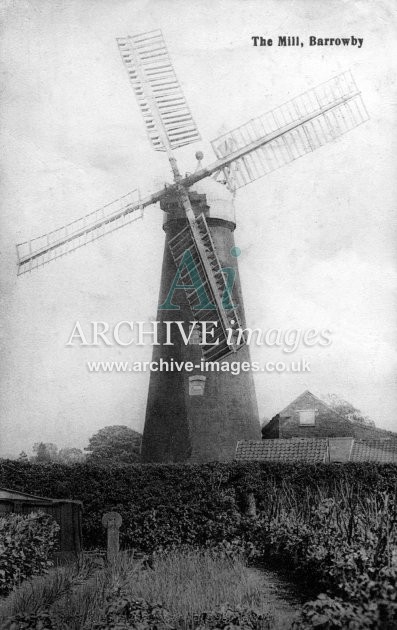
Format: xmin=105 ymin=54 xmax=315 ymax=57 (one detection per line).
xmin=236 ymin=438 xmax=397 ymax=463
xmin=0 ymin=487 xmax=82 ymax=505
xmin=235 ymin=438 xmax=328 ymax=463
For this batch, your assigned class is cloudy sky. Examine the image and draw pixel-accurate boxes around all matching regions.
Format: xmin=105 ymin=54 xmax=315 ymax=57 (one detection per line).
xmin=0 ymin=0 xmax=396 ymax=456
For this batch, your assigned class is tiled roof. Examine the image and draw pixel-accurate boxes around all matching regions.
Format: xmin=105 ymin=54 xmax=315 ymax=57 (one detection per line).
xmin=235 ymin=439 xmax=328 ymax=463
xmin=351 ymin=440 xmax=397 ymax=463
xmin=235 ymin=439 xmax=397 ymax=463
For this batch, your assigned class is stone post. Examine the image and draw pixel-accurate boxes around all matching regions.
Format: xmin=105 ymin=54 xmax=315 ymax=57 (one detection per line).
xmin=102 ymin=511 xmax=122 ymax=563
xmin=245 ymin=492 xmax=257 ymax=518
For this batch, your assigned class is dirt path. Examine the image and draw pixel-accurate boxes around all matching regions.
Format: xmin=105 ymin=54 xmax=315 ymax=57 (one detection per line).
xmin=247 ymin=565 xmax=307 ymax=629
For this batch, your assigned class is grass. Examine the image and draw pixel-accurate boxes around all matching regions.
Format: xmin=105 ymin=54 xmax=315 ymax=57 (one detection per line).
xmin=0 ymin=564 xmax=76 ymax=619
xmin=0 ymin=549 xmax=293 ymax=629
xmin=124 ymin=551 xmax=263 ymax=615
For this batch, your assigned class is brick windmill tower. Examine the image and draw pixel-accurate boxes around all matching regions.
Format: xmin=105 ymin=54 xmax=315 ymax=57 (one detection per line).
xmin=16 ymin=30 xmax=368 ymax=462
xmin=143 ymin=176 xmax=260 ymax=462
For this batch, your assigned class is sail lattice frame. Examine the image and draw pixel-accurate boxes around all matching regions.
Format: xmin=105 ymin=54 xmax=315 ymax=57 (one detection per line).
xmin=211 ymin=71 xmax=368 ymax=189
xmin=16 ymin=190 xmax=142 ymax=274
xmin=117 ymin=29 xmax=201 ymax=152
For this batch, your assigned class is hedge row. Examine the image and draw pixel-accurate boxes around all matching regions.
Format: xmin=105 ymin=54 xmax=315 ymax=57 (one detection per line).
xmin=0 ymin=460 xmax=396 ymax=550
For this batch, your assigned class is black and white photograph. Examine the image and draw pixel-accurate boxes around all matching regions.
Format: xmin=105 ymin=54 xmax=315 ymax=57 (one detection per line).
xmin=0 ymin=0 xmax=396 ymax=628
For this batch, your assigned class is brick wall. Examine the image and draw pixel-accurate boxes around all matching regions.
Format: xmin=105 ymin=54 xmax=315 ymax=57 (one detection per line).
xmin=261 ymin=391 xmax=397 ymax=442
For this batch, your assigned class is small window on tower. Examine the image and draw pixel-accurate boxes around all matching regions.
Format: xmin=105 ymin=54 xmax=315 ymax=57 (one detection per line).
xmin=189 ymin=375 xmax=206 ymax=396
xmin=188 ymin=323 xmax=201 ymax=345
xmin=298 ymin=410 xmax=315 ymax=426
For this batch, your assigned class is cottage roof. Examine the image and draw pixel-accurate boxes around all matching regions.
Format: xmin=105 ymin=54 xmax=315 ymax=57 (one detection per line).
xmin=275 ymin=391 xmax=397 ymax=440
xmin=277 ymin=389 xmax=317 ymax=416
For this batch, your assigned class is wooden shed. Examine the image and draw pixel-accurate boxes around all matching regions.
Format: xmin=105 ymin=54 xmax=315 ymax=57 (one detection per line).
xmin=0 ymin=487 xmax=83 ymax=557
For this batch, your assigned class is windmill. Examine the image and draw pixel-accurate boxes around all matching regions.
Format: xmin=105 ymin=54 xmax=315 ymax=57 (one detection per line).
xmin=16 ymin=29 xmax=368 ymax=463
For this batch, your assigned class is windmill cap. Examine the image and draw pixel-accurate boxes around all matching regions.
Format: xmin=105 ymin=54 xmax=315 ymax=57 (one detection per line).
xmin=190 ymin=178 xmax=235 ymax=223
xmin=162 ymin=178 xmax=236 ymax=228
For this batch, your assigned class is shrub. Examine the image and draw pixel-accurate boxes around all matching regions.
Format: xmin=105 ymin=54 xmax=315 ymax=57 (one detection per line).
xmin=2 ymin=610 xmax=55 ymax=630
xmin=92 ymin=592 xmax=176 ymax=629
xmin=91 ymin=594 xmax=272 ymax=629
xmin=293 ymin=594 xmax=376 ymax=630
xmin=193 ymin=605 xmax=272 ymax=629
xmin=0 ymin=512 xmax=59 ymax=596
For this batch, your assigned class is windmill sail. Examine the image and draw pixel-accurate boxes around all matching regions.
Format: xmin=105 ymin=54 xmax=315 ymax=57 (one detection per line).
xmin=16 ymin=190 xmax=143 ymax=275
xmin=116 ymin=29 xmax=201 ymax=151
xmin=16 ymin=61 xmax=368 ymax=288
xmin=169 ymin=213 xmax=244 ymax=361
xmin=115 ymin=29 xmax=241 ymax=359
xmin=211 ymin=71 xmax=368 ymax=189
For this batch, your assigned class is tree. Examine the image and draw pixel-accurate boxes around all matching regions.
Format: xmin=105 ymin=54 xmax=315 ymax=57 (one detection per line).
xmin=32 ymin=442 xmax=59 ymax=462
xmin=18 ymin=451 xmax=29 ymax=462
xmin=58 ymin=447 xmax=85 ymax=464
xmin=323 ymin=394 xmax=375 ymax=427
xmin=84 ymin=425 xmax=141 ymax=463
